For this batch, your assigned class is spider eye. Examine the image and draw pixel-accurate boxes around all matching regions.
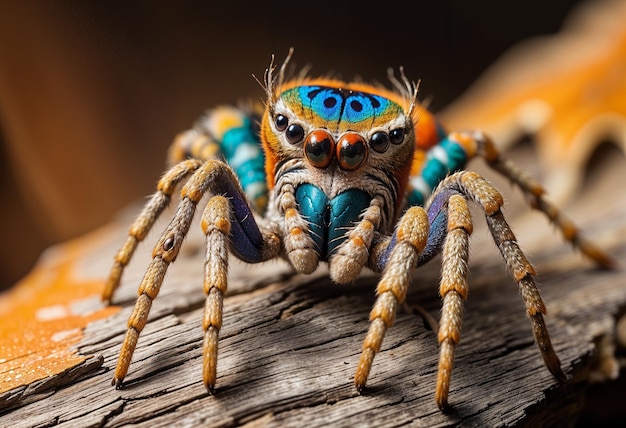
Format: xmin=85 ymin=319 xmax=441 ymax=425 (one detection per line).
xmin=336 ymin=133 xmax=367 ymax=171
xmin=304 ymin=130 xmax=334 ymax=168
xmin=275 ymin=114 xmax=288 ymax=131
xmin=390 ymin=128 xmax=405 ymax=145
xmin=286 ymin=123 xmax=305 ymax=144
xmin=370 ymin=131 xmax=390 ymax=153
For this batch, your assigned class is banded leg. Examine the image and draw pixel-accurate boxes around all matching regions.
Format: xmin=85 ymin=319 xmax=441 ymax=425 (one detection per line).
xmin=281 ymin=183 xmax=321 ymax=274
xmin=198 ymin=184 xmax=281 ymax=391
xmin=103 ymin=158 xmax=204 ymax=303
xmin=112 ymin=194 xmax=198 ymax=387
xmin=457 ymin=130 xmax=617 ymax=269
xmin=201 ymin=196 xmax=230 ymax=393
xmin=112 ymin=159 xmax=268 ymax=387
xmin=447 ymin=170 xmax=566 ymax=382
xmin=330 ymin=197 xmax=383 ymax=284
xmin=435 ymin=194 xmax=472 ymax=410
xmin=485 ymin=205 xmax=566 ymax=384
xmin=354 ymin=206 xmax=429 ymax=391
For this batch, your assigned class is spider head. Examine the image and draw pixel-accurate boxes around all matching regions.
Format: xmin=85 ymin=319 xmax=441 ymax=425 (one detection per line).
xmin=261 ymin=75 xmax=419 ymax=214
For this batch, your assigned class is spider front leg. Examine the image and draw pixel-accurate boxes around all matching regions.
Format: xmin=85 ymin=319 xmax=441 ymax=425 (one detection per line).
xmin=199 ymin=192 xmax=281 ymax=392
xmin=435 ymin=193 xmax=472 ymax=410
xmin=112 ymin=159 xmax=280 ymax=389
xmin=355 ymin=190 xmax=472 ymax=410
xmin=103 ymin=158 xmax=204 ymax=303
xmin=354 ymin=206 xmax=429 ymax=392
xmin=200 ymin=195 xmax=230 ymax=393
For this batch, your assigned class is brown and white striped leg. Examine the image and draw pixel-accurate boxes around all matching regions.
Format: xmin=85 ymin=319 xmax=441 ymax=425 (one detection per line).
xmin=111 ymin=160 xmax=228 ymax=388
xmin=435 ymin=194 xmax=472 ymax=410
xmin=103 ymin=158 xmax=203 ymax=303
xmin=200 ymin=195 xmax=230 ymax=393
xmin=454 ymin=131 xmax=617 ymax=269
xmin=457 ymin=170 xmax=566 ymax=382
xmin=330 ymin=197 xmax=383 ymax=284
xmin=354 ymin=206 xmax=429 ymax=392
xmin=112 ymin=194 xmax=198 ymax=387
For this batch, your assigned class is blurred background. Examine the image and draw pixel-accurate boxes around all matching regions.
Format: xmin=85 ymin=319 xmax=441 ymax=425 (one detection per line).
xmin=0 ymin=0 xmax=589 ymax=290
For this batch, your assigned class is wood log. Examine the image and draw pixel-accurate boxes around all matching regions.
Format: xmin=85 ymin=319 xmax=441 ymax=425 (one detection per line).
xmin=1 ymin=145 xmax=625 ymax=427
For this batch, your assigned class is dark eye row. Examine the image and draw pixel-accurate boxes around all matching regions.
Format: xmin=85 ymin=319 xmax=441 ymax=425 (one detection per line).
xmin=274 ymin=114 xmax=405 ymax=152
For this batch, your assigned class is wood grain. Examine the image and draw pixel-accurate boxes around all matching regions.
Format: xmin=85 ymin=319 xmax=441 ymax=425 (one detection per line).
xmin=0 ymin=145 xmax=625 ymax=427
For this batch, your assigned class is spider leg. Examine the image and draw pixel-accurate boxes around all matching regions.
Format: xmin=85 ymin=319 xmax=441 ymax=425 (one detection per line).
xmin=362 ymin=187 xmax=471 ymax=409
xmin=435 ymin=193 xmax=472 ymax=411
xmin=365 ymin=171 xmax=565 ymax=408
xmin=434 ymin=171 xmax=566 ymax=405
xmin=354 ymin=206 xmax=429 ymax=392
xmin=112 ymin=159 xmax=280 ymax=389
xmin=329 ymin=197 xmax=383 ymax=283
xmin=200 ymin=192 xmax=280 ymax=393
xmin=111 ymin=186 xmax=198 ymax=388
xmin=103 ymin=158 xmax=204 ymax=303
xmin=200 ymin=195 xmax=230 ymax=394
xmin=280 ymin=182 xmax=321 ymax=274
xmin=484 ymin=197 xmax=566 ymax=383
xmin=457 ymin=130 xmax=618 ymax=269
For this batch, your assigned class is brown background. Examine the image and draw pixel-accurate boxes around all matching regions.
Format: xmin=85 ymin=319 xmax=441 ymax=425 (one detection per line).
xmin=0 ymin=0 xmax=586 ymax=290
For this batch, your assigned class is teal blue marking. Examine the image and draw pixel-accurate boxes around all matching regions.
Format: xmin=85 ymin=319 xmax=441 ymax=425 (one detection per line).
xmin=421 ymin=158 xmax=448 ymax=189
xmin=295 ymin=184 xmax=327 ymax=256
xmin=440 ymin=138 xmax=468 ymax=171
xmin=327 ymin=189 xmax=370 ymax=256
xmin=406 ymin=136 xmax=468 ymax=210
xmin=284 ymin=85 xmax=399 ymax=125
xmin=219 ymin=116 xmax=267 ymax=211
xmin=295 ymin=184 xmax=370 ymax=259
xmin=301 ymin=86 xmax=342 ymax=122
xmin=236 ymin=162 xmax=265 ymax=186
xmin=407 ymin=189 xmax=425 ymax=207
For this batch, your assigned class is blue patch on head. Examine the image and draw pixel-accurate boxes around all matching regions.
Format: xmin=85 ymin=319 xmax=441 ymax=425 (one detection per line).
xmin=302 ymin=86 xmax=342 ymax=122
xmin=284 ymin=85 xmax=400 ymax=126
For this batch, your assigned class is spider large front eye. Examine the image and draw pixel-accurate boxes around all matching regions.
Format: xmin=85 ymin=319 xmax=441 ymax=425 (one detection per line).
xmin=304 ymin=130 xmax=334 ymax=168
xmin=274 ymin=114 xmax=288 ymax=131
xmin=370 ymin=131 xmax=390 ymax=153
xmin=336 ymin=133 xmax=367 ymax=171
xmin=390 ymin=128 xmax=405 ymax=145
xmin=286 ymin=123 xmax=305 ymax=144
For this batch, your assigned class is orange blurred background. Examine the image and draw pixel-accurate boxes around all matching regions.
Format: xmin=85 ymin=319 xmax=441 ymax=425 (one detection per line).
xmin=0 ymin=1 xmax=586 ymax=290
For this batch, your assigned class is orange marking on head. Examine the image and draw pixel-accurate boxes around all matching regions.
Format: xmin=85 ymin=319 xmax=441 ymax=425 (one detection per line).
xmin=409 ymin=105 xmax=441 ymax=178
xmin=413 ymin=105 xmax=440 ymax=150
xmin=260 ymin=112 xmax=279 ymax=189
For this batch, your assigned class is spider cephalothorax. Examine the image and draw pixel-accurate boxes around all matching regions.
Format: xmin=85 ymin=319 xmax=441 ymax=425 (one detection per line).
xmin=103 ymin=50 xmax=615 ymax=411
xmin=260 ymin=72 xmax=419 ymax=278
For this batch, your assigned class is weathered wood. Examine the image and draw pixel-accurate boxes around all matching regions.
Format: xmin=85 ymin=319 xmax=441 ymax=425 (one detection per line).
xmin=1 ymin=147 xmax=625 ymax=427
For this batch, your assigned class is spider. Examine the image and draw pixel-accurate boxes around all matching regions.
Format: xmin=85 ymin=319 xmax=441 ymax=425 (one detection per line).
xmin=102 ymin=49 xmax=616 ymax=411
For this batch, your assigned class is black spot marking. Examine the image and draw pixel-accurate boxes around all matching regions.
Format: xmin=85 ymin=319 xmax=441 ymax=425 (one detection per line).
xmin=163 ymin=236 xmax=175 ymax=251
